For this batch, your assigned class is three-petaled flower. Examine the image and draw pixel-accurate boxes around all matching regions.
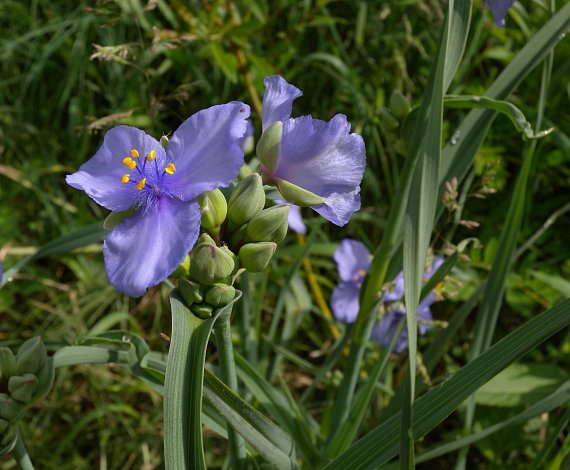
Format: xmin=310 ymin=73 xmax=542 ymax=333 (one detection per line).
xmin=67 ymin=102 xmax=250 ymax=297
xmin=485 ymin=0 xmax=516 ymax=26
xmin=331 ymin=239 xmax=443 ymax=352
xmin=259 ymin=76 xmax=366 ymax=226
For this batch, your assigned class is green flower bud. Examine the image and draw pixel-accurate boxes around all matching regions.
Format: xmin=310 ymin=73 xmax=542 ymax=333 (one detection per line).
xmin=205 ymin=284 xmax=236 ymax=307
xmin=33 ymin=361 xmax=54 ymax=400
xmin=378 ymin=107 xmax=399 ymax=130
xmin=191 ymin=303 xmax=214 ymax=319
xmin=103 ymin=207 xmax=135 ymax=230
xmin=239 ymin=162 xmax=256 ymax=178
xmin=15 ymin=337 xmax=46 ymax=375
xmin=8 ymin=374 xmax=38 ymax=404
xmin=275 ymin=179 xmax=326 ymax=207
xmin=197 ymin=189 xmax=227 ymax=235
xmin=389 ymin=90 xmax=412 ymax=119
xmin=256 ymin=121 xmax=282 ymax=172
xmin=229 ymin=224 xmax=247 ymax=248
xmin=219 ymin=246 xmax=240 ymax=274
xmin=246 ymin=205 xmax=289 ymax=244
xmin=0 ymin=419 xmax=9 ymax=434
xmin=0 ymin=394 xmax=21 ymax=420
xmin=160 ymin=135 xmax=169 ymax=148
xmin=0 ymin=348 xmax=16 ymax=378
xmin=189 ymin=244 xmax=235 ymax=285
xmin=239 ymin=242 xmax=277 ymax=272
xmin=179 ymin=278 xmax=204 ymax=306
xmin=227 ymin=174 xmax=265 ymax=227
xmin=197 ymin=232 xmax=216 ymax=246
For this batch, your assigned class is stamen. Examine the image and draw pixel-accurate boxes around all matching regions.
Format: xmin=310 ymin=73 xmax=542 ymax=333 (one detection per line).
xmin=165 ymin=163 xmax=176 ymax=175
xmin=131 ymin=149 xmax=139 ymax=158
xmin=147 ymin=150 xmax=156 ymax=161
xmin=136 ymin=178 xmax=147 ymax=191
xmin=121 ymin=174 xmax=130 ymax=184
xmin=122 ymin=157 xmax=137 ymax=170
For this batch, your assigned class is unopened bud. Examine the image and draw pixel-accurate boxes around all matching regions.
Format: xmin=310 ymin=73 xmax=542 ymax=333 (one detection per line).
xmin=275 ymin=179 xmax=325 ymax=207
xmin=0 ymin=394 xmax=21 ymax=420
xmin=103 ymin=208 xmax=134 ymax=230
xmin=198 ymin=189 xmax=227 ymax=235
xmin=227 ymin=174 xmax=265 ymax=227
xmin=191 ymin=303 xmax=214 ymax=319
xmin=197 ymin=232 xmax=216 ymax=246
xmin=239 ymin=242 xmax=277 ymax=272
xmin=205 ymin=284 xmax=236 ymax=307
xmin=378 ymin=107 xmax=399 ymax=130
xmin=8 ymin=374 xmax=38 ymax=404
xmin=389 ymin=90 xmax=412 ymax=119
xmin=15 ymin=337 xmax=46 ymax=375
xmin=246 ymin=205 xmax=289 ymax=244
xmin=179 ymin=278 xmax=204 ymax=306
xmin=219 ymin=246 xmax=239 ymax=274
xmin=160 ymin=135 xmax=169 ymax=148
xmin=257 ymin=121 xmax=282 ymax=172
xmin=189 ymin=244 xmax=235 ymax=285
xmin=0 ymin=419 xmax=9 ymax=434
xmin=0 ymin=348 xmax=16 ymax=378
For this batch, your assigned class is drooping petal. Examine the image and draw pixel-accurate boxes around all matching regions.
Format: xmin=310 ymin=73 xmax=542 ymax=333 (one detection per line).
xmin=334 ymin=239 xmax=370 ymax=283
xmin=165 ymin=102 xmax=251 ymax=201
xmin=418 ymin=293 xmax=435 ymax=335
xmin=262 ymin=75 xmax=303 ymax=131
xmin=382 ymin=272 xmax=405 ymax=303
xmin=66 ymin=126 xmax=165 ymax=211
xmin=103 ymin=197 xmax=200 ymax=297
xmin=371 ymin=309 xmax=407 ymax=352
xmin=485 ymin=0 xmax=516 ymax=26
xmin=312 ymin=189 xmax=361 ymax=227
xmin=273 ymin=114 xmax=365 ymax=225
xmin=331 ymin=281 xmax=361 ymax=323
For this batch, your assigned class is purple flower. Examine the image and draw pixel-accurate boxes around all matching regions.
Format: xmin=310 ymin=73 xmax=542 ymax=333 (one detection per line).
xmin=67 ymin=102 xmax=250 ymax=297
xmin=330 ymin=239 xmax=371 ymax=322
xmin=485 ymin=0 xmax=516 ymax=26
xmin=260 ymin=75 xmax=365 ymax=226
xmin=330 ymin=239 xmax=442 ymax=352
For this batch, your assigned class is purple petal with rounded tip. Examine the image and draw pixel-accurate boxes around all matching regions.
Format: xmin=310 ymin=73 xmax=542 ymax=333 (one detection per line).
xmin=104 ymin=197 xmax=200 ymax=297
xmin=166 ymin=102 xmax=250 ymax=201
xmin=485 ymin=0 xmax=516 ymax=26
xmin=331 ymin=281 xmax=361 ymax=323
xmin=334 ymin=239 xmax=370 ymax=283
xmin=371 ymin=309 xmax=407 ymax=352
xmin=273 ymin=114 xmax=365 ymax=226
xmin=382 ymin=272 xmax=405 ymax=303
xmin=66 ymin=126 xmax=165 ymax=212
xmin=262 ymin=75 xmax=303 ymax=131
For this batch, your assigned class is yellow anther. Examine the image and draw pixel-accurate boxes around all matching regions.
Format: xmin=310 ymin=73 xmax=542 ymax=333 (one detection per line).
xmin=136 ymin=178 xmax=147 ymax=191
xmin=121 ymin=174 xmax=130 ymax=184
xmin=147 ymin=150 xmax=156 ymax=161
xmin=122 ymin=157 xmax=137 ymax=170
xmin=165 ymin=163 xmax=176 ymax=175
xmin=131 ymin=149 xmax=139 ymax=158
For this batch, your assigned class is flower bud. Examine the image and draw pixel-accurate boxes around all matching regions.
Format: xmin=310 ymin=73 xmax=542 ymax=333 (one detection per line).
xmin=103 ymin=208 xmax=134 ymax=230
xmin=246 ymin=205 xmax=289 ymax=244
xmin=239 ymin=242 xmax=277 ymax=272
xmin=197 ymin=189 xmax=227 ymax=235
xmin=275 ymin=179 xmax=325 ymax=207
xmin=15 ymin=337 xmax=46 ymax=375
xmin=227 ymin=174 xmax=265 ymax=228
xmin=219 ymin=245 xmax=240 ymax=274
xmin=256 ymin=121 xmax=282 ymax=172
xmin=378 ymin=107 xmax=399 ymax=130
xmin=178 ymin=278 xmax=204 ymax=305
xmin=8 ymin=374 xmax=38 ymax=404
xmin=189 ymin=244 xmax=235 ymax=285
xmin=205 ymin=284 xmax=236 ymax=307
xmin=389 ymin=90 xmax=412 ymax=119
xmin=0 ymin=419 xmax=9 ymax=434
xmin=0 ymin=348 xmax=16 ymax=378
xmin=0 ymin=394 xmax=21 ymax=421
xmin=191 ymin=303 xmax=213 ymax=319
xmin=197 ymin=232 xmax=216 ymax=246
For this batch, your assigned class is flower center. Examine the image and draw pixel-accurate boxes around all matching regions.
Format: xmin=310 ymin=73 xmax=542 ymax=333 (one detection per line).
xmin=352 ymin=269 xmax=367 ymax=285
xmin=119 ymin=148 xmax=176 ymax=194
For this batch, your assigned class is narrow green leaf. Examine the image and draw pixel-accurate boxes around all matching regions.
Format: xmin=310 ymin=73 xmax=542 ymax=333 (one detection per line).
xmin=444 ymin=95 xmax=554 ymax=139
xmin=323 ymin=298 xmax=570 ymax=469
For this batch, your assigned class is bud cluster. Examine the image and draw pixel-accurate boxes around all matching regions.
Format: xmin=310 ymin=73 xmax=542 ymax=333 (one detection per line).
xmin=0 ymin=337 xmax=54 ymax=454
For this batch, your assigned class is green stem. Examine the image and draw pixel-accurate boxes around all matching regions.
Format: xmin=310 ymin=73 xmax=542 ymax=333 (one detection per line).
xmin=214 ymin=313 xmax=247 ymax=469
xmin=13 ymin=431 xmax=35 ymax=470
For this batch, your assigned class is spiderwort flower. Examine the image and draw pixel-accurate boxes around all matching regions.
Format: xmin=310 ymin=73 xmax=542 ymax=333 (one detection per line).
xmin=67 ymin=102 xmax=250 ymax=297
xmin=485 ymin=0 xmax=516 ymax=26
xmin=259 ymin=76 xmax=366 ymax=226
xmin=331 ymin=239 xmax=443 ymax=351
